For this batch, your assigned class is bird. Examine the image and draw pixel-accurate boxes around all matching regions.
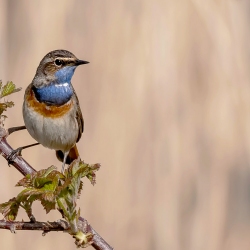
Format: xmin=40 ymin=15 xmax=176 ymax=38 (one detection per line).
xmin=22 ymin=50 xmax=89 ymax=172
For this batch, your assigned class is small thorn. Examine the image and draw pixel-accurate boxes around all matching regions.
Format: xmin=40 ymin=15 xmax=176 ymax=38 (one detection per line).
xmin=29 ymin=214 xmax=36 ymax=223
xmin=9 ymin=224 xmax=16 ymax=234
xmin=42 ymin=231 xmax=48 ymax=236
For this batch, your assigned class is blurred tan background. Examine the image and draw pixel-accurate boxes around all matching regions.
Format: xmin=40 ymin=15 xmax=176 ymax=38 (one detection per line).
xmin=0 ymin=0 xmax=250 ymax=249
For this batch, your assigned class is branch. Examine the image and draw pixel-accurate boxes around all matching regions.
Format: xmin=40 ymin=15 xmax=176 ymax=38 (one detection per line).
xmin=0 ymin=127 xmax=113 ymax=250
xmin=0 ymin=219 xmax=69 ymax=233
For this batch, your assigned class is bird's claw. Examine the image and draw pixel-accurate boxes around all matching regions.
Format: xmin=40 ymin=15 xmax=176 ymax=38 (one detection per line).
xmin=7 ymin=147 xmax=23 ymax=165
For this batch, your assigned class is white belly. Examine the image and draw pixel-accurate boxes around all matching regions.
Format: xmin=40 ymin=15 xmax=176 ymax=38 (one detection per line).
xmin=23 ymin=102 xmax=78 ymax=152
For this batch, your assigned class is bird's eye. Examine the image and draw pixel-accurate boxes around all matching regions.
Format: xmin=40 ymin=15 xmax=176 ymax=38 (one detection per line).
xmin=55 ymin=59 xmax=63 ymax=66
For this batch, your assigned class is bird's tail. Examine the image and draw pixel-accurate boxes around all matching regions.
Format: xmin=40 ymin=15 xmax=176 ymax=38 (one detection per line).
xmin=56 ymin=145 xmax=80 ymax=165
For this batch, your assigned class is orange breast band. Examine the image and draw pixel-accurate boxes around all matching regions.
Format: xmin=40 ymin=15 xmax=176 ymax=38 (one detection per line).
xmin=26 ymin=88 xmax=73 ymax=118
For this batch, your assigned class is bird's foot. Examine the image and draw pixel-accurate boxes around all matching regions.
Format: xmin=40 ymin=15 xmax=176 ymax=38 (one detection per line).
xmin=7 ymin=142 xmax=40 ymax=165
xmin=7 ymin=126 xmax=26 ymax=136
xmin=7 ymin=147 xmax=23 ymax=165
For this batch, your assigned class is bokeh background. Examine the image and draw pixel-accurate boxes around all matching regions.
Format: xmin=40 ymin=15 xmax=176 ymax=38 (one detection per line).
xmin=0 ymin=1 xmax=250 ymax=249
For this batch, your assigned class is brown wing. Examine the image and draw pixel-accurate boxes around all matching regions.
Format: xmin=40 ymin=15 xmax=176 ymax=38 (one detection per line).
xmin=72 ymin=87 xmax=84 ymax=142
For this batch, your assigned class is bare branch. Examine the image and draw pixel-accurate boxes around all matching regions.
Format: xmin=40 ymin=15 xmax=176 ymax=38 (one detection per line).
xmin=0 ymin=219 xmax=69 ymax=233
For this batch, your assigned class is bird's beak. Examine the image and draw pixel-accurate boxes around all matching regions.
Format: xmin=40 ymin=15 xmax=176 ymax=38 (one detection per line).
xmin=75 ymin=59 xmax=89 ymax=66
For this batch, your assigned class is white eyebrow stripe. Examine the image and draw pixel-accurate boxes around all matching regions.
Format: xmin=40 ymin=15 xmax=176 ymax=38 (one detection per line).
xmin=55 ymin=57 xmax=75 ymax=63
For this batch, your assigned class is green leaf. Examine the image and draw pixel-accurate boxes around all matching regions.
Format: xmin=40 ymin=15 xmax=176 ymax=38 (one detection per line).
xmin=0 ymin=102 xmax=14 ymax=116
xmin=4 ymin=101 xmax=14 ymax=108
xmin=77 ymin=180 xmax=83 ymax=198
xmin=0 ymin=81 xmax=22 ymax=123
xmin=16 ymin=166 xmax=59 ymax=188
xmin=1 ymin=81 xmax=21 ymax=98
xmin=42 ymin=191 xmax=55 ymax=202
xmin=1 ymin=82 xmax=15 ymax=97
xmin=0 ymin=104 xmax=6 ymax=115
xmin=0 ymin=198 xmax=20 ymax=221
xmin=41 ymin=197 xmax=56 ymax=213
xmin=0 ymin=159 xmax=100 ymax=241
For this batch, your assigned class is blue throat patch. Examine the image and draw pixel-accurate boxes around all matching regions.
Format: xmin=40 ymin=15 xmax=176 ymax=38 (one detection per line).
xmin=33 ymin=66 xmax=76 ymax=105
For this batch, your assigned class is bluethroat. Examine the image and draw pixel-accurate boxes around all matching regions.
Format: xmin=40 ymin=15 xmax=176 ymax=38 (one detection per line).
xmin=22 ymin=50 xmax=89 ymax=172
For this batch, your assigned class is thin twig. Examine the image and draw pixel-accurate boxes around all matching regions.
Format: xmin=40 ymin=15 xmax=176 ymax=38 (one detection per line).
xmin=0 ymin=127 xmax=113 ymax=250
xmin=0 ymin=219 xmax=69 ymax=233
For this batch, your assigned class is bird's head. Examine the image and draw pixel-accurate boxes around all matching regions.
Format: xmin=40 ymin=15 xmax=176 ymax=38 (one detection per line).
xmin=33 ymin=50 xmax=89 ymax=87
